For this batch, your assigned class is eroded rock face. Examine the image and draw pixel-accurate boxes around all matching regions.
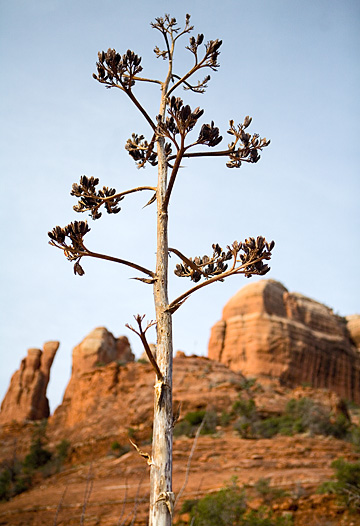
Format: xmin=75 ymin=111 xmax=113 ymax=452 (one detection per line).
xmin=55 ymin=327 xmax=134 ymax=427
xmin=50 ymin=352 xmax=246 ymax=438
xmin=0 ymin=342 xmax=59 ymax=423
xmin=208 ymin=280 xmax=360 ymax=403
xmin=346 ymin=314 xmax=360 ymax=350
xmin=71 ymin=327 xmax=134 ymax=375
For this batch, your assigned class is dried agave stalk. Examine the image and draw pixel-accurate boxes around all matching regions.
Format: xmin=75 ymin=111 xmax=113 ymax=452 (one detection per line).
xmin=48 ymin=13 xmax=273 ymax=526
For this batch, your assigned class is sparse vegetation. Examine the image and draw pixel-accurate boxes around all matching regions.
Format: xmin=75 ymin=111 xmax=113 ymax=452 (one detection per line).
xmin=318 ymin=458 xmax=360 ymax=510
xmin=177 ymin=478 xmax=292 ymax=526
xmin=0 ymin=423 xmax=70 ymax=501
xmin=232 ymin=394 xmax=355 ymax=441
xmin=174 ymin=410 xmax=218 ymax=437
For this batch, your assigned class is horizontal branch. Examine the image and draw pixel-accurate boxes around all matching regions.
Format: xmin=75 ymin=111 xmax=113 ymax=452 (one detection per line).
xmin=123 ymin=74 xmax=162 ymax=85
xmin=167 ymin=148 xmax=236 ymax=161
xmin=79 ymin=248 xmax=155 ymax=278
xmin=96 ymin=186 xmax=157 ymax=204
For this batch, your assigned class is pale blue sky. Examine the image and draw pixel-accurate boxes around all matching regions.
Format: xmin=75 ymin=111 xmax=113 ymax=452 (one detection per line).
xmin=0 ymin=0 xmax=359 ymax=412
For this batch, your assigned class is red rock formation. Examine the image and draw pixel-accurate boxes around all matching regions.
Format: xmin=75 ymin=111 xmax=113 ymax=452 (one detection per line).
xmin=53 ymin=327 xmax=134 ymax=428
xmin=208 ymin=280 xmax=360 ymax=403
xmin=51 ymin=350 xmax=245 ymax=437
xmin=71 ymin=327 xmax=134 ymax=375
xmin=0 ymin=341 xmax=59 ymax=423
xmin=346 ymin=314 xmax=360 ymax=350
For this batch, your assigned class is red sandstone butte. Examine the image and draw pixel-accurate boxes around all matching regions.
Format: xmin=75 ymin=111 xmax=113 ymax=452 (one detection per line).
xmin=0 ymin=341 xmax=59 ymax=423
xmin=52 ymin=327 xmax=135 ymax=428
xmin=208 ymin=280 xmax=360 ymax=403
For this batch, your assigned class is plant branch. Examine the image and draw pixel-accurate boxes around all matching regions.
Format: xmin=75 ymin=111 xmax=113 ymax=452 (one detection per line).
xmin=168 ymin=255 xmax=271 ymax=312
xmin=163 ymin=140 xmax=185 ymax=210
xmin=126 ymin=315 xmax=163 ymax=381
xmin=74 ymin=185 xmax=157 ymax=217
xmin=49 ymin=233 xmax=155 ymax=277
xmin=168 ymin=247 xmax=206 ymax=276
xmin=124 ymin=88 xmax=157 ymax=132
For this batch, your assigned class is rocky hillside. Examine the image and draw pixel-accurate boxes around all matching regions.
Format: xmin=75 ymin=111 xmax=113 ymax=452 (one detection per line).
xmin=208 ymin=280 xmax=360 ymax=402
xmin=0 ymin=280 xmax=359 ymax=525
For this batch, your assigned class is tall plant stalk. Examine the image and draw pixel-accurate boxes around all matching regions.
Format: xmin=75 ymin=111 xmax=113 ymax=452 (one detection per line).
xmin=49 ymin=14 xmax=274 ymax=526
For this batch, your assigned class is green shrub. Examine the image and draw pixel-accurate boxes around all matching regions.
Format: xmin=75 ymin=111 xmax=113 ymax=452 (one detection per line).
xmin=0 ymin=468 xmax=11 ymax=501
xmin=201 ymin=410 xmax=218 ymax=435
xmin=220 ymin=410 xmax=231 ymax=427
xmin=184 ymin=410 xmax=206 ymax=426
xmin=188 ymin=478 xmax=246 ymax=526
xmin=232 ymin=397 xmax=256 ymax=419
xmin=56 ymin=439 xmax=70 ymax=462
xmin=174 ymin=410 xmax=218 ymax=437
xmin=318 ymin=458 xmax=360 ymax=509
xmin=182 ymin=478 xmax=293 ymax=526
xmin=239 ymin=377 xmax=257 ymax=391
xmin=0 ymin=460 xmax=31 ymax=501
xmin=174 ymin=420 xmax=194 ymax=438
xmin=23 ymin=438 xmax=52 ymax=473
xmin=253 ymin=398 xmax=351 ymax=440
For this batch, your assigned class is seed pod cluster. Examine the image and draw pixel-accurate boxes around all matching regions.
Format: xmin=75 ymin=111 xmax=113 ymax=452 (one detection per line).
xmin=197 ymin=121 xmax=222 ymax=147
xmin=93 ymin=48 xmax=143 ymax=89
xmin=239 ymin=236 xmax=275 ymax=278
xmin=174 ymin=243 xmax=233 ymax=283
xmin=157 ymin=97 xmax=204 ymax=141
xmin=125 ymin=134 xmax=157 ymax=167
xmin=226 ymin=117 xmax=271 ymax=168
xmin=71 ymin=175 xmax=122 ymax=220
xmin=174 ymin=237 xmax=275 ymax=282
xmin=48 ymin=221 xmax=91 ymax=276
xmin=204 ymin=39 xmax=222 ymax=69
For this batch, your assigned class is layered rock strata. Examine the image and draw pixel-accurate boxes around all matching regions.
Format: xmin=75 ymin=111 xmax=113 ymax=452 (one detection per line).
xmin=208 ymin=280 xmax=360 ymax=403
xmin=0 ymin=341 xmax=59 ymax=423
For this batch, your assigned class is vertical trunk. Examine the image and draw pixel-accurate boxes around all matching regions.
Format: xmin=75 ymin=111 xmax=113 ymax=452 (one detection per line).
xmin=149 ymin=133 xmax=173 ymax=525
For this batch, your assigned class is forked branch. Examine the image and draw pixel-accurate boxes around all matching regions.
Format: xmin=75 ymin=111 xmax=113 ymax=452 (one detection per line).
xmin=126 ymin=315 xmax=163 ymax=381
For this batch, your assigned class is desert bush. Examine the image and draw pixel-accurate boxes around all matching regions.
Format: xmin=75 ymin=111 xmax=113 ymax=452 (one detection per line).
xmin=23 ymin=438 xmax=52 ymax=473
xmin=0 ymin=427 xmax=71 ymax=501
xmin=201 ymin=410 xmax=218 ymax=435
xmin=232 ymin=395 xmax=258 ymax=438
xmin=173 ymin=420 xmax=193 ymax=438
xmin=220 ymin=410 xmax=232 ymax=427
xmin=240 ymin=397 xmax=352 ymax=440
xmin=56 ymin=439 xmax=71 ymax=462
xmin=174 ymin=410 xmax=218 ymax=438
xmin=0 ymin=459 xmax=31 ymax=501
xmin=232 ymin=397 xmax=257 ymax=419
xmin=254 ymin=477 xmax=287 ymax=505
xmin=184 ymin=410 xmax=207 ymax=426
xmin=179 ymin=478 xmax=293 ymax=525
xmin=317 ymin=458 xmax=360 ymax=509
